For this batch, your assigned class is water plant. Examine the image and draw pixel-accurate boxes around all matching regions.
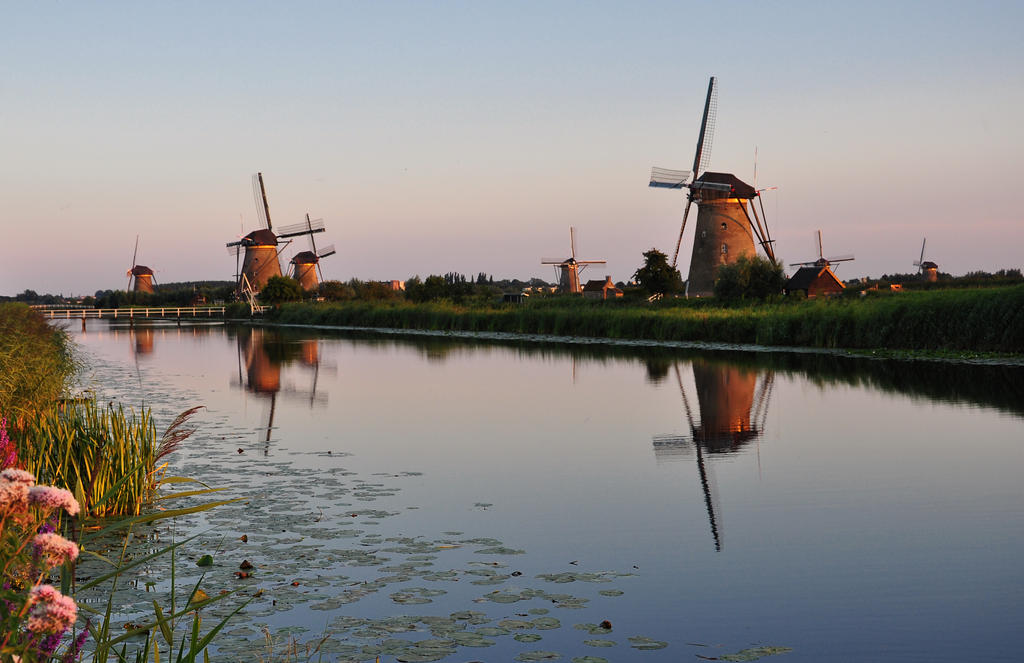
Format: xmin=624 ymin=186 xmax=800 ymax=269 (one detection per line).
xmin=0 ymin=303 xmax=77 ymax=428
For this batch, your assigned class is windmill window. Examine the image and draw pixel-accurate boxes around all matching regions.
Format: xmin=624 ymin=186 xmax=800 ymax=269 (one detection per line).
xmin=701 ymin=230 xmax=707 ymax=238
xmin=721 ymin=222 xmax=727 ymax=230
xmin=721 ymin=243 xmax=728 ymax=255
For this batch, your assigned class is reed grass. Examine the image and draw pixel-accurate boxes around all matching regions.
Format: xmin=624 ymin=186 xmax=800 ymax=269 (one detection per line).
xmin=268 ymin=284 xmax=1024 ymax=354
xmin=15 ymin=403 xmax=202 ymax=518
xmin=0 ymin=303 xmax=77 ymax=427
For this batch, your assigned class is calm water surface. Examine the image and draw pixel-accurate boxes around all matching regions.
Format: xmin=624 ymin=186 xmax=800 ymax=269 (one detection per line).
xmin=69 ymin=322 xmax=1024 ymax=662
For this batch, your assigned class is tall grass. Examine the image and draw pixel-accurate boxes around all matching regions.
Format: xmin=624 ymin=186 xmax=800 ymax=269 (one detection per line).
xmin=16 ymin=402 xmax=202 ymax=517
xmin=268 ymin=284 xmax=1024 ymax=353
xmin=0 ymin=303 xmax=77 ymax=427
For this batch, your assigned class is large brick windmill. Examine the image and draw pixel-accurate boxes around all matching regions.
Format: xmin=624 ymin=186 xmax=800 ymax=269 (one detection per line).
xmin=541 ymin=227 xmax=606 ymax=294
xmin=227 ymin=173 xmax=322 ymax=294
xmin=649 ymin=77 xmax=776 ymax=297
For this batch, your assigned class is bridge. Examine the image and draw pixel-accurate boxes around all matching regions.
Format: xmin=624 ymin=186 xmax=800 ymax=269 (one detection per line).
xmin=35 ymin=306 xmax=262 ymax=320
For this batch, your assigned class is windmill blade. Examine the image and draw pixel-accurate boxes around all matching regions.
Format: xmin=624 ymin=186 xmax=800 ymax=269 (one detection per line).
xmin=317 ymin=244 xmax=336 ymax=259
xmin=541 ymin=258 xmax=568 ymax=264
xmin=253 ymin=172 xmax=273 ymax=231
xmin=570 ymin=226 xmax=577 ymax=261
xmin=226 ymin=245 xmax=243 ymax=256
xmin=691 ymin=76 xmax=718 ymax=179
xmin=277 ymin=218 xmax=326 ymax=236
xmin=816 ymin=230 xmax=824 ymax=260
xmin=671 ymin=197 xmax=695 ymax=269
xmin=916 ymin=238 xmax=927 ymax=269
xmin=649 ymin=166 xmax=691 ymax=189
xmin=825 ymin=254 xmax=855 ymax=262
xmin=128 ymin=235 xmax=139 ymax=289
xmin=576 ymin=259 xmax=607 ymax=265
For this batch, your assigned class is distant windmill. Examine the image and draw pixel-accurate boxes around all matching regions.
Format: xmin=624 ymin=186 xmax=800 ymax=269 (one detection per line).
xmin=541 ymin=227 xmax=606 ymax=294
xmin=785 ymin=230 xmax=853 ymax=298
xmin=649 ymin=76 xmax=776 ymax=297
xmin=281 ymin=214 xmax=337 ymax=291
xmin=913 ymin=238 xmax=939 ymax=282
xmin=126 ymin=235 xmax=156 ymax=293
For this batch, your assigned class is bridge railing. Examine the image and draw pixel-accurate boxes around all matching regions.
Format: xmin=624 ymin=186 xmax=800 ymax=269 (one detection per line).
xmin=37 ymin=307 xmax=233 ymax=319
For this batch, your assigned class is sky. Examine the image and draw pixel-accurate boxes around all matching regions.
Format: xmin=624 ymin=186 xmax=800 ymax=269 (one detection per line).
xmin=2 ymin=0 xmax=1022 ymax=295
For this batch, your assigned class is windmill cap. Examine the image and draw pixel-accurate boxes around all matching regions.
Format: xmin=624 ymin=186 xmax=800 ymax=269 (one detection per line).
xmin=244 ymin=229 xmax=278 ymax=246
xmin=695 ymin=172 xmax=757 ymax=199
xmin=130 ymin=265 xmax=154 ymax=276
xmin=291 ymin=250 xmax=318 ymax=264
xmin=921 ymin=261 xmax=938 ymax=269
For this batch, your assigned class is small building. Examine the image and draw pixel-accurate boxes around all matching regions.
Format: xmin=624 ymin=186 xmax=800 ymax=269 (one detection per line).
xmin=785 ymin=263 xmax=844 ymax=298
xmin=582 ymin=275 xmax=624 ymax=300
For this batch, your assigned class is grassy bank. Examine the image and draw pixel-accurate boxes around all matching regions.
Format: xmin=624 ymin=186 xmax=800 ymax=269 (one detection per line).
xmin=268 ymin=285 xmax=1024 ymax=354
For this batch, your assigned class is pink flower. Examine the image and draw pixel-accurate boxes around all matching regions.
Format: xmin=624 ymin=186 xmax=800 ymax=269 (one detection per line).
xmin=27 ymin=486 xmax=80 ymax=517
xmin=1 ymin=468 xmax=36 ymax=485
xmin=26 ymin=585 xmax=78 ymax=635
xmin=0 ymin=479 xmax=30 ymax=515
xmin=33 ymin=532 xmax=80 ymax=568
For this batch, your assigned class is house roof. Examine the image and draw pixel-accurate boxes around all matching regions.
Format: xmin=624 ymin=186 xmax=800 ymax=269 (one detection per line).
xmin=582 ymin=279 xmax=606 ymax=291
xmin=786 ymin=265 xmax=844 ymax=291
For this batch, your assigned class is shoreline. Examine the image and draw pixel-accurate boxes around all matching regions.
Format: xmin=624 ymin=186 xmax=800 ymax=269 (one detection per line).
xmin=239 ymin=320 xmax=1024 ymax=367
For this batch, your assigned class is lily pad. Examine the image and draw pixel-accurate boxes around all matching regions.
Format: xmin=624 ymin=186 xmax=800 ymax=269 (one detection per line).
xmin=583 ymin=639 xmax=616 ymax=648
xmin=515 ymin=651 xmax=561 ymax=661
xmin=720 ymin=646 xmax=794 ymax=661
xmin=572 ymin=658 xmax=609 ymax=663
xmin=515 ymin=633 xmax=543 ymax=643
xmin=627 ymin=636 xmax=668 ymax=651
xmin=195 ymin=554 xmax=213 ymax=567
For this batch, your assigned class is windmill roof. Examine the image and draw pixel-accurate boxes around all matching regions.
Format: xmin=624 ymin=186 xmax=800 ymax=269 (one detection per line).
xmin=291 ymin=250 xmax=318 ymax=264
xmin=921 ymin=261 xmax=938 ymax=269
xmin=695 ymin=172 xmax=757 ymax=199
xmin=786 ymin=265 xmax=843 ymax=291
xmin=244 ymin=229 xmax=278 ymax=246
xmin=130 ymin=265 xmax=154 ymax=276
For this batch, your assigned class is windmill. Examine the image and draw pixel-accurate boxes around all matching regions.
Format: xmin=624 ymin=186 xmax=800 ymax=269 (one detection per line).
xmin=226 ymin=173 xmax=289 ymax=294
xmin=649 ymin=76 xmax=776 ymax=297
xmin=280 ymin=214 xmax=337 ymax=291
xmin=652 ymin=360 xmax=775 ymax=551
xmin=913 ymin=238 xmax=939 ymax=282
xmin=541 ymin=227 xmax=606 ymax=294
xmin=126 ymin=235 xmax=156 ymax=293
xmin=785 ymin=230 xmax=853 ymax=297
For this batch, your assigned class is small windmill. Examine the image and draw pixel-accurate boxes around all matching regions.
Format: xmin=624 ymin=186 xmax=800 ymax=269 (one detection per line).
xmin=649 ymin=76 xmax=776 ymax=297
xmin=913 ymin=238 xmax=939 ymax=282
xmin=226 ymin=173 xmax=288 ymax=294
xmin=279 ymin=214 xmax=337 ymax=290
xmin=126 ymin=235 xmax=156 ymax=293
xmin=541 ymin=227 xmax=606 ymax=294
xmin=785 ymin=230 xmax=852 ymax=297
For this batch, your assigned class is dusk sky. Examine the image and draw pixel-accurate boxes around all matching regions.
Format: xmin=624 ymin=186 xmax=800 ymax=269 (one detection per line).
xmin=2 ymin=1 xmax=1022 ymax=296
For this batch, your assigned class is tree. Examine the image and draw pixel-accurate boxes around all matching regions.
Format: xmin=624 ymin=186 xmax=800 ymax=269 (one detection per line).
xmin=713 ymin=255 xmax=786 ymax=301
xmin=259 ymin=276 xmax=304 ymax=304
xmin=633 ymin=249 xmax=683 ymax=296
xmin=318 ymin=280 xmax=355 ymax=301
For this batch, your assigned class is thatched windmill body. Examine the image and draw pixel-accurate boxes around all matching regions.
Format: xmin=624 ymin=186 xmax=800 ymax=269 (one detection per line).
xmin=914 ymin=238 xmax=938 ymax=283
xmin=541 ymin=227 xmax=606 ymax=294
xmin=126 ymin=236 xmax=156 ymax=293
xmin=284 ymin=214 xmax=336 ymax=291
xmin=650 ymin=77 xmax=776 ymax=297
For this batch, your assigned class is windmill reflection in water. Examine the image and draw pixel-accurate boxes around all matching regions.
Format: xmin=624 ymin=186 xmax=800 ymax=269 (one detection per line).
xmin=652 ymin=360 xmax=774 ymax=551
xmin=233 ymin=329 xmax=330 ymax=453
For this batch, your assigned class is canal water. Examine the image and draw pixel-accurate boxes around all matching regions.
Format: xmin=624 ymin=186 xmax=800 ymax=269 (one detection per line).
xmin=69 ymin=322 xmax=1024 ymax=662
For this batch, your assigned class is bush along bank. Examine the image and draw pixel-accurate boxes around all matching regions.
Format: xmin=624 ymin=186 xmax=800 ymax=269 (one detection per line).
xmin=267 ymin=284 xmax=1024 ymax=354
